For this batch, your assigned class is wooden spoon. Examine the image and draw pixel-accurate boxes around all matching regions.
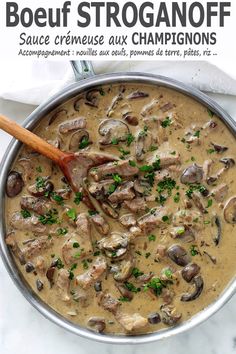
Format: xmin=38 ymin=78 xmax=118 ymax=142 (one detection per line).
xmin=0 ymin=114 xmax=116 ymax=191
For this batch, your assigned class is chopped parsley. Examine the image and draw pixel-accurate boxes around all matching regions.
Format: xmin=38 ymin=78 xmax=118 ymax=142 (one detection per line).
xmin=149 ymin=145 xmax=158 ymax=152
xmin=135 ymin=250 xmax=142 ymax=256
xmin=207 ymin=108 xmax=214 ymax=117
xmin=194 ymin=130 xmax=200 ymax=138
xmin=88 ymin=210 xmax=99 ymax=216
xmin=112 ymin=174 xmax=122 ymax=184
xmin=74 ymin=192 xmax=83 ymax=205
xmin=162 ymin=215 xmax=169 ymax=222
xmin=126 ymin=133 xmax=135 ymax=146
xmin=35 ymin=176 xmax=45 ymax=190
xmin=190 ymin=245 xmax=199 ymax=256
xmin=148 ymin=234 xmax=156 ymax=241
xmin=145 ymin=252 xmax=151 ymax=258
xmin=155 ymin=194 xmax=167 ymax=205
xmin=108 ymin=184 xmax=116 ymax=194
xmin=79 ymin=136 xmax=90 ymax=149
xmin=206 ymin=199 xmax=213 ymax=208
xmin=124 ymin=281 xmax=141 ymax=293
xmin=185 ymin=184 xmax=207 ymax=198
xmin=129 ymin=160 xmax=136 ymax=167
xmin=157 ymin=178 xmax=176 ymax=195
xmin=207 ymin=148 xmax=216 ymax=154
xmin=99 ymin=88 xmax=105 ymax=96
xmin=21 ymin=209 xmax=31 ymax=218
xmin=56 ymin=258 xmax=64 ymax=269
xmin=118 ymin=147 xmax=130 ymax=159
xmin=132 ymin=267 xmax=144 ymax=278
xmin=173 ymin=192 xmax=180 ymax=203
xmin=66 ymin=208 xmax=77 ymax=221
xmin=111 ymin=137 xmax=119 ymax=145
xmin=36 ymin=166 xmax=42 ymax=173
xmin=57 ymin=227 xmax=68 ymax=236
xmin=82 ymin=259 xmax=89 ymax=269
xmin=161 ymin=117 xmax=172 ymax=128
xmin=164 ymin=269 xmax=173 ymax=279
xmin=144 ymin=277 xmax=167 ymax=296
xmin=51 ymin=192 xmax=64 ymax=205
xmin=73 ymin=242 xmax=80 ymax=248
xmin=38 ymin=209 xmax=58 ymax=225
xmin=118 ymin=296 xmax=131 ymax=302
xmin=204 ymin=220 xmax=211 ymax=225
xmin=93 ymin=250 xmax=100 ymax=256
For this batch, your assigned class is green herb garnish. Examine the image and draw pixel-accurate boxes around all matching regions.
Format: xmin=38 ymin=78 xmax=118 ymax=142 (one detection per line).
xmin=144 ymin=277 xmax=167 ymax=296
xmin=21 ymin=209 xmax=31 ymax=218
xmin=57 ymin=227 xmax=68 ymax=236
xmin=36 ymin=166 xmax=42 ymax=173
xmin=118 ymin=296 xmax=131 ymax=302
xmin=88 ymin=210 xmax=99 ymax=216
xmin=79 ymin=136 xmax=90 ymax=149
xmin=126 ymin=133 xmax=135 ymax=146
xmin=51 ymin=192 xmax=64 ymax=205
xmin=74 ymin=192 xmax=83 ymax=205
xmin=148 ymin=234 xmax=156 ymax=241
xmin=190 ymin=245 xmax=199 ymax=256
xmin=56 ymin=258 xmax=64 ymax=269
xmin=66 ymin=208 xmax=77 ymax=221
xmin=161 ymin=117 xmax=172 ymax=128
xmin=73 ymin=242 xmax=80 ymax=248
xmin=38 ymin=209 xmax=58 ymax=225
xmin=129 ymin=160 xmax=136 ymax=167
xmin=132 ymin=267 xmax=144 ymax=278
xmin=124 ymin=282 xmax=141 ymax=293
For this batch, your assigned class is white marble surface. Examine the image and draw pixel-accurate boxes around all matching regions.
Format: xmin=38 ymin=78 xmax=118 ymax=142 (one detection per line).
xmin=0 ymin=94 xmax=236 ymax=354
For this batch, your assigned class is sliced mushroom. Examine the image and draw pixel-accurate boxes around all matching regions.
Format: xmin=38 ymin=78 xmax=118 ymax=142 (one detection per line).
xmin=123 ymin=114 xmax=138 ymax=126
xmin=167 ymin=244 xmax=191 ymax=266
xmin=224 ymin=196 xmax=236 ymax=224
xmin=181 ymin=275 xmax=204 ymax=301
xmin=136 ymin=130 xmax=153 ymax=161
xmin=182 ymin=263 xmax=200 ymax=282
xmin=85 ymin=89 xmax=101 ymax=107
xmin=48 ymin=109 xmax=67 ymax=126
xmin=191 ymin=191 xmax=207 ymax=214
xmin=116 ymin=284 xmax=133 ymax=301
xmin=87 ymin=317 xmax=106 ymax=333
xmin=127 ymin=91 xmax=149 ymax=100
xmin=74 ymin=96 xmax=83 ymax=111
xmin=113 ymin=259 xmax=133 ymax=282
xmin=5 ymin=232 xmax=26 ymax=265
xmin=141 ymin=99 xmax=160 ymax=117
xmin=220 ymin=157 xmax=235 ymax=168
xmin=161 ymin=305 xmax=182 ymax=326
xmin=211 ymin=142 xmax=228 ymax=153
xmin=46 ymin=266 xmax=56 ymax=287
xmin=107 ymin=93 xmax=123 ymax=117
xmin=69 ymin=129 xmax=90 ymax=152
xmin=214 ymin=215 xmax=222 ymax=245
xmin=180 ymin=164 xmax=203 ymax=184
xmin=6 ymin=171 xmax=24 ymax=197
xmin=58 ymin=118 xmax=86 ymax=134
xmin=98 ymin=119 xmax=129 ymax=145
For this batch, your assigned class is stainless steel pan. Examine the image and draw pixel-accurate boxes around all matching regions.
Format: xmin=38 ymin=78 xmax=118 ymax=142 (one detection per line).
xmin=0 ymin=61 xmax=236 ymax=344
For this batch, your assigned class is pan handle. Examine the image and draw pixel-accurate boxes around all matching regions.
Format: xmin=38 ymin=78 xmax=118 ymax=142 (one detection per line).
xmin=70 ymin=60 xmax=95 ymax=81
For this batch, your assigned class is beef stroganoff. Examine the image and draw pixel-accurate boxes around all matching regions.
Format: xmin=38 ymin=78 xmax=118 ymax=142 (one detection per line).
xmin=5 ymin=83 xmax=236 ymax=335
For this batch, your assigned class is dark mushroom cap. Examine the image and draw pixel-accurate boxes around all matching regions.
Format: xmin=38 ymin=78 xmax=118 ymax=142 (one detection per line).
xmin=182 ymin=263 xmax=200 ymax=282
xmin=6 ymin=171 xmax=24 ymax=198
xmin=181 ymin=275 xmax=204 ymax=301
xmin=181 ymin=164 xmax=203 ymax=184
xmin=167 ymin=244 xmax=191 ymax=266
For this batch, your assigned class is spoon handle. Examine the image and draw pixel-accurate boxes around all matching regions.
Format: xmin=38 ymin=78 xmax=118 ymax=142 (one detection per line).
xmin=0 ymin=114 xmax=67 ymax=164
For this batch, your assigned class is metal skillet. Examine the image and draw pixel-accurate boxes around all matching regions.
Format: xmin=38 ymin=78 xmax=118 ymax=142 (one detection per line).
xmin=0 ymin=60 xmax=236 ymax=344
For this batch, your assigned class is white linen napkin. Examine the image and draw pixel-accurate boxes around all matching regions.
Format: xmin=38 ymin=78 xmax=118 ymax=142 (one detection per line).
xmin=0 ymin=60 xmax=236 ymax=106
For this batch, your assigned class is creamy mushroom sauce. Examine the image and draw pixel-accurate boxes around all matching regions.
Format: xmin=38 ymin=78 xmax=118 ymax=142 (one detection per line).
xmin=5 ymin=83 xmax=236 ymax=335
